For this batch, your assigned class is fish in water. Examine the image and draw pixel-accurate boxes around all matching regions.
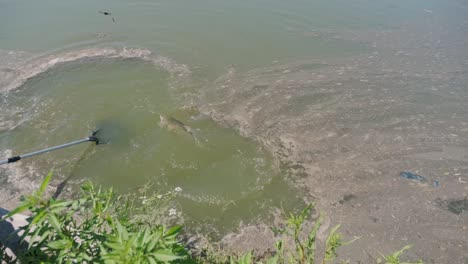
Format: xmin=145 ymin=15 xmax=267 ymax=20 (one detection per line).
xmin=159 ymin=114 xmax=207 ymax=147
xmin=159 ymin=114 xmax=194 ymax=136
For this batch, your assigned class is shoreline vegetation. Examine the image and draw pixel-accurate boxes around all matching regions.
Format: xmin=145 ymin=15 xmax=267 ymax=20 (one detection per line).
xmin=1 ymin=172 xmax=422 ymax=264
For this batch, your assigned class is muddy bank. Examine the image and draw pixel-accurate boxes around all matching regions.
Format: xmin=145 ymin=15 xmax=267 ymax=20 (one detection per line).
xmin=198 ymin=8 xmax=468 ymax=263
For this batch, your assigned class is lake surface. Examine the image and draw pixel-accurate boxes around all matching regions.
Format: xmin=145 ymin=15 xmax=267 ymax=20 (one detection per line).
xmin=1 ymin=0 xmax=467 ymax=244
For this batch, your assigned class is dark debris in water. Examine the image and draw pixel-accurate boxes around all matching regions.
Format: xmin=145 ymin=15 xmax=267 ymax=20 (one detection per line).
xmin=400 ymin=171 xmax=440 ymax=188
xmin=400 ymin=171 xmax=426 ymax=182
xmin=339 ymin=194 xmax=357 ymax=205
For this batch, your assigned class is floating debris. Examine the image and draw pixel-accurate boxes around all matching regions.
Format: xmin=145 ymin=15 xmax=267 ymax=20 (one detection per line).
xmin=98 ymin=11 xmax=116 ymax=22
xmin=400 ymin=171 xmax=426 ymax=182
xmin=400 ymin=171 xmax=442 ymax=188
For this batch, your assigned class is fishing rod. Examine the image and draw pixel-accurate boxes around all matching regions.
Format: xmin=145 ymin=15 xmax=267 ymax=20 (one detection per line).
xmin=0 ymin=130 xmax=104 ymax=165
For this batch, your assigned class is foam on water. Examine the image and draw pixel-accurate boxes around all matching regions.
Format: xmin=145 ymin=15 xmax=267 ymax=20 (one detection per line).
xmin=0 ymin=46 xmax=191 ymax=94
xmin=180 ymin=193 xmax=233 ymax=206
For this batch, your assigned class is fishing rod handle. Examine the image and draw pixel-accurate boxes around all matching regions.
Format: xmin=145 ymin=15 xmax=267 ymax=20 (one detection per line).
xmin=0 ymin=158 xmax=15 ymax=165
xmin=0 ymin=138 xmax=92 ymax=165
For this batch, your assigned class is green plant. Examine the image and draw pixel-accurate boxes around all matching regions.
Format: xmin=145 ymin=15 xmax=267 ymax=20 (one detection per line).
xmin=275 ymin=204 xmax=357 ymax=264
xmin=234 ymin=251 xmax=253 ymax=264
xmin=377 ymin=245 xmax=423 ymax=264
xmin=1 ymin=172 xmax=423 ymax=264
xmin=323 ymin=224 xmax=359 ymax=263
xmin=1 ymin=172 xmax=190 ymax=264
xmin=230 ymin=204 xmax=357 ymax=264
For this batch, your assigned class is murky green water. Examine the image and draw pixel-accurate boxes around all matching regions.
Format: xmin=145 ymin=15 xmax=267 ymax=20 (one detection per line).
xmin=0 ymin=0 xmax=456 ymax=235
xmin=0 ymin=58 xmax=303 ymax=234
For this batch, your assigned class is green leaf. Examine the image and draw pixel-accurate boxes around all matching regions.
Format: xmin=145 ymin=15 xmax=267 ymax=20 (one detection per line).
xmin=325 ymin=224 xmax=343 ymax=262
xmin=1 ymin=203 xmax=30 ymax=221
xmin=237 ymin=251 xmax=252 ymax=264
xmin=28 ymin=227 xmax=43 ymax=248
xmin=37 ymin=230 xmax=52 ymax=245
xmin=165 ymin=225 xmax=182 ymax=237
xmin=300 ymin=203 xmax=313 ymax=221
xmin=275 ymin=240 xmax=283 ymax=252
xmin=105 ymin=242 xmax=124 ymax=251
xmin=99 ymin=244 xmax=108 ymax=255
xmin=342 ymin=235 xmax=361 ymax=246
xmin=147 ymin=256 xmax=157 ymax=264
xmin=39 ymin=171 xmax=53 ymax=196
xmin=308 ymin=214 xmax=323 ymax=240
xmin=49 ymin=214 xmax=61 ymax=231
xmin=326 ymin=224 xmax=341 ymax=242
xmin=380 ymin=245 xmax=421 ymax=264
xmin=146 ymin=236 xmax=159 ymax=252
xmin=306 ymin=213 xmax=323 ymax=262
xmin=48 ymin=239 xmax=70 ymax=250
xmin=151 ymin=250 xmax=185 ymax=262
xmin=31 ymin=209 xmax=47 ymax=225
xmin=392 ymin=245 xmax=412 ymax=258
xmin=140 ymin=228 xmax=150 ymax=245
xmin=49 ymin=200 xmax=72 ymax=209
xmin=115 ymin=220 xmax=128 ymax=241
